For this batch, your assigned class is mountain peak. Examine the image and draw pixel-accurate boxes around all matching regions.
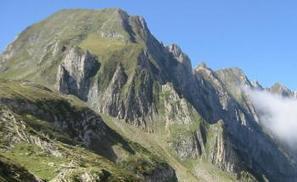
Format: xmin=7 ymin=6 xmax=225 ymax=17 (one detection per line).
xmin=216 ymin=67 xmax=251 ymax=87
xmin=269 ymin=82 xmax=293 ymax=97
xmin=217 ymin=67 xmax=245 ymax=75
xmin=195 ymin=62 xmax=208 ymax=70
xmin=214 ymin=67 xmax=252 ymax=100
xmin=251 ymin=80 xmax=263 ymax=89
xmin=167 ymin=44 xmax=182 ymax=56
xmin=271 ymin=82 xmax=287 ymax=89
xmin=166 ymin=44 xmax=192 ymax=69
xmin=56 ymin=7 xmax=129 ymax=16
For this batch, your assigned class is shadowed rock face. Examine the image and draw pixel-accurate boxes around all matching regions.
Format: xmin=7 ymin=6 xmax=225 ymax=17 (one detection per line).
xmin=195 ymin=66 xmax=297 ymax=181
xmin=1 ymin=8 xmax=297 ymax=181
xmin=57 ymin=47 xmax=100 ymax=100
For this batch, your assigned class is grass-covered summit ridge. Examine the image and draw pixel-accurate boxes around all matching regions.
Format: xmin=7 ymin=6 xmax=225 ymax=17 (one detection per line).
xmin=0 ymin=8 xmax=152 ymax=86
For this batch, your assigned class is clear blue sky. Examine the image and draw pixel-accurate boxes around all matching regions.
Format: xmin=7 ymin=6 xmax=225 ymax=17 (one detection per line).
xmin=1 ymin=0 xmax=297 ymax=89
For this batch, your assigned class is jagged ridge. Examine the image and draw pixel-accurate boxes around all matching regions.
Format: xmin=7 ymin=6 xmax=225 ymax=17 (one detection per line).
xmin=1 ymin=8 xmax=297 ymax=181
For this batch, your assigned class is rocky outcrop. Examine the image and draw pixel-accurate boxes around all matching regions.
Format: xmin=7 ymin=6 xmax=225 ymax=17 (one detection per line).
xmin=160 ymin=83 xmax=195 ymax=125
xmin=0 ymin=108 xmax=62 ymax=157
xmin=251 ymin=80 xmax=263 ymax=89
xmin=269 ymin=82 xmax=296 ymax=97
xmin=193 ymin=64 xmax=232 ymax=122
xmin=87 ymin=55 xmax=157 ymax=128
xmin=0 ymin=94 xmax=134 ymax=162
xmin=166 ymin=44 xmax=192 ymax=72
xmin=144 ymin=165 xmax=178 ymax=182
xmin=206 ymin=121 xmax=240 ymax=173
xmin=57 ymin=47 xmax=100 ymax=100
xmin=95 ymin=64 xmax=128 ymax=118
xmin=0 ymin=107 xmax=134 ymax=182
xmin=169 ymin=126 xmax=206 ymax=160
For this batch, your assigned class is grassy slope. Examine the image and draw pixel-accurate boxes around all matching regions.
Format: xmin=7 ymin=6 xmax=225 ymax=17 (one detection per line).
xmin=0 ymin=80 xmax=135 ymax=181
xmin=101 ymin=113 xmax=236 ymax=182
xmin=0 ymin=80 xmax=175 ymax=181
xmin=1 ymin=141 xmax=137 ymax=181
xmin=0 ymin=154 xmax=39 ymax=182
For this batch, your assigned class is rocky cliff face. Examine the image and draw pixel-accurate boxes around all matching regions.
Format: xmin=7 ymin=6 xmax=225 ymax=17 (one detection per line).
xmin=57 ymin=47 xmax=100 ymax=100
xmin=198 ymin=66 xmax=297 ymax=180
xmin=1 ymin=8 xmax=297 ymax=181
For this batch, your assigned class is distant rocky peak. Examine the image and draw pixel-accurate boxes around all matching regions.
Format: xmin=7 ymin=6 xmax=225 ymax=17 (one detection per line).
xmin=99 ymin=8 xmax=130 ymax=22
xmin=129 ymin=15 xmax=151 ymax=40
xmin=194 ymin=63 xmax=216 ymax=77
xmin=251 ymin=80 xmax=263 ymax=89
xmin=167 ymin=44 xmax=183 ymax=57
xmin=114 ymin=9 xmax=147 ymax=29
xmin=269 ymin=82 xmax=294 ymax=97
xmin=220 ymin=67 xmax=246 ymax=78
xmin=195 ymin=62 xmax=209 ymax=71
xmin=135 ymin=16 xmax=148 ymax=31
xmin=166 ymin=44 xmax=192 ymax=70
xmin=216 ymin=67 xmax=252 ymax=87
xmin=270 ymin=82 xmax=288 ymax=91
xmin=113 ymin=8 xmax=129 ymax=18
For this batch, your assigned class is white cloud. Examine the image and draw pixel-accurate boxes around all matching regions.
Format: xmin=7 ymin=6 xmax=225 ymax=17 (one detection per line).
xmin=244 ymin=88 xmax=297 ymax=147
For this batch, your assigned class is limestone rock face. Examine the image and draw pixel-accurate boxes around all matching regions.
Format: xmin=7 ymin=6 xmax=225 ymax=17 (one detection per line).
xmin=86 ymin=52 xmax=157 ymax=128
xmin=169 ymin=126 xmax=206 ymax=160
xmin=204 ymin=121 xmax=240 ymax=173
xmin=166 ymin=44 xmax=192 ymax=72
xmin=193 ymin=64 xmax=232 ymax=122
xmin=96 ymin=64 xmax=128 ymax=118
xmin=57 ymin=47 xmax=100 ymax=100
xmin=161 ymin=83 xmax=194 ymax=125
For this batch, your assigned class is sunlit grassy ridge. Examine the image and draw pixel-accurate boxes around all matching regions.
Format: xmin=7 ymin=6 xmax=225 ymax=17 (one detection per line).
xmin=0 ymin=8 xmax=139 ymax=87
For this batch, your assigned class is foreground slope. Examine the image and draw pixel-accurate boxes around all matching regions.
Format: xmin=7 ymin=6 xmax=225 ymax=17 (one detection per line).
xmin=0 ymin=155 xmax=40 ymax=181
xmin=0 ymin=80 xmax=177 ymax=181
xmin=1 ymin=8 xmax=297 ymax=181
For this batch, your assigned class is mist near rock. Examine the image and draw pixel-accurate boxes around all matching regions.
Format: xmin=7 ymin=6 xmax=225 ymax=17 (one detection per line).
xmin=245 ymin=88 xmax=297 ymax=147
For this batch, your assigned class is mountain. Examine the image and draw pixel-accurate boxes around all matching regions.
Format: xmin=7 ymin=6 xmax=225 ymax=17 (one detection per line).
xmin=269 ymin=82 xmax=297 ymax=97
xmin=0 ymin=8 xmax=297 ymax=181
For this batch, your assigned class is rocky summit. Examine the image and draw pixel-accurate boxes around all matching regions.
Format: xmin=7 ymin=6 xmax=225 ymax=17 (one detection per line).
xmin=0 ymin=8 xmax=297 ymax=182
